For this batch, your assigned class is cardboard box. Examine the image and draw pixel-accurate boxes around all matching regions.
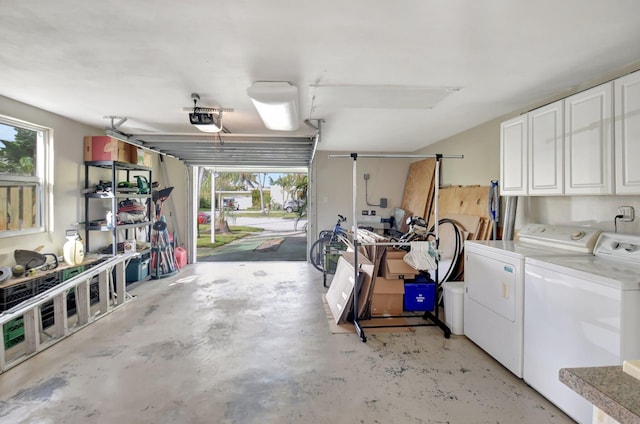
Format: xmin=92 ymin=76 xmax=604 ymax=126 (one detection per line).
xmin=404 ymin=282 xmax=436 ymax=311
xmin=132 ymin=146 xmax=153 ymax=168
xmin=84 ymin=136 xmax=132 ymax=163
xmin=380 ymin=249 xmax=418 ymax=279
xmin=118 ymin=142 xmax=138 ymax=164
xmin=371 ymin=276 xmax=404 ymax=316
xmin=84 ymin=136 xmax=119 ymax=161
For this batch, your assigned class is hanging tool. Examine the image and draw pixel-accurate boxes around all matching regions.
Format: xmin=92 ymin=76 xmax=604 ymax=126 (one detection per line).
xmin=488 ymin=180 xmax=500 ymax=240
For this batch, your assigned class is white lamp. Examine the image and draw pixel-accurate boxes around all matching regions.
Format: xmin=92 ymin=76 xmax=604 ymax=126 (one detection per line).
xmin=247 ymin=81 xmax=299 ymax=131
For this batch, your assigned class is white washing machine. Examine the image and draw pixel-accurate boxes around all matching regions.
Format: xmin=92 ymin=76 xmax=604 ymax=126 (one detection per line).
xmin=464 ymin=224 xmax=602 ymax=378
xmin=524 ymin=232 xmax=640 ymax=424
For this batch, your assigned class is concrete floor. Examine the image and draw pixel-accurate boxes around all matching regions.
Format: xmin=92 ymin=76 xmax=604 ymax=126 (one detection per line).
xmin=0 ymin=262 xmax=575 ymax=424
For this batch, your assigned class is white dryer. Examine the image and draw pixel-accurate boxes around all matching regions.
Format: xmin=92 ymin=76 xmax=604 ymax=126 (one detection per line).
xmin=464 ymin=224 xmax=601 ymax=378
xmin=524 ymin=232 xmax=640 ymax=424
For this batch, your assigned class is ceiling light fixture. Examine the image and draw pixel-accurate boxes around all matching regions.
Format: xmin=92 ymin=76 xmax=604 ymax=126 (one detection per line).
xmin=189 ymin=93 xmax=222 ymax=133
xmin=247 ymin=81 xmax=299 ymax=131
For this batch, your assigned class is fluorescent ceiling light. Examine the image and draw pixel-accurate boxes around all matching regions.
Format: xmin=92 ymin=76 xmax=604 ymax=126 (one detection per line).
xmin=247 ymin=81 xmax=299 ymax=131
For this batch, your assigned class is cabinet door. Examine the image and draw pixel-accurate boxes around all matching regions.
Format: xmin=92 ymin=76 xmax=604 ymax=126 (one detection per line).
xmin=500 ymin=115 xmax=528 ymax=195
xmin=528 ymin=100 xmax=564 ymax=195
xmin=564 ymin=82 xmax=614 ymax=194
xmin=614 ymin=70 xmax=640 ymax=194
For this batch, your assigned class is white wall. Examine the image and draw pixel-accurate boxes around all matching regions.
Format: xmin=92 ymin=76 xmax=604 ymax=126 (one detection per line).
xmin=414 ymin=118 xmax=501 ymax=187
xmin=312 ymin=152 xmax=410 ymax=239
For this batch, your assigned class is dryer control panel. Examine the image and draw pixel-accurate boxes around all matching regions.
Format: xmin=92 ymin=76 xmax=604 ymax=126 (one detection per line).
xmin=517 ymin=223 xmax=602 ymax=253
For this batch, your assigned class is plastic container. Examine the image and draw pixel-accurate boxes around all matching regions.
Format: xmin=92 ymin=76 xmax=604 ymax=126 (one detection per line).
xmin=443 ymin=281 xmax=465 ymax=335
xmin=174 ymin=247 xmax=187 ymax=269
xmin=403 ymin=282 xmax=436 ymax=311
xmin=126 ymin=257 xmax=150 ymax=283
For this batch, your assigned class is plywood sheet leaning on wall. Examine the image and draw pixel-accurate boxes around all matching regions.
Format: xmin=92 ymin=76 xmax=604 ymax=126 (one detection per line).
xmin=428 ymin=185 xmax=492 ymax=236
xmin=401 ymin=158 xmax=436 ymax=221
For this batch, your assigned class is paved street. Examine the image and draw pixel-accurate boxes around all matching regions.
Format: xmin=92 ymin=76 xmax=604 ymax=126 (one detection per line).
xmin=197 ymin=215 xmax=308 ymax=262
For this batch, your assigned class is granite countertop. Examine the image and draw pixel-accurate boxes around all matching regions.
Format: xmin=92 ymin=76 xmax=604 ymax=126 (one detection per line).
xmin=560 ymin=366 xmax=640 ymax=424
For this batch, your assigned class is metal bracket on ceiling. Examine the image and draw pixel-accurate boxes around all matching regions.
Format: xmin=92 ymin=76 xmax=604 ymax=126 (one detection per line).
xmin=103 ymin=116 xmax=128 ymax=130
xmin=304 ymin=118 xmax=324 ymax=142
xmin=305 ymin=119 xmax=324 ymax=164
xmin=183 ymin=93 xmax=234 ymax=114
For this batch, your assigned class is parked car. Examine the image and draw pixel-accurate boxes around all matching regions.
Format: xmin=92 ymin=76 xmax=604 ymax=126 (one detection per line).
xmin=222 ymin=198 xmax=239 ymax=210
xmin=197 ymin=211 xmax=211 ymax=224
xmin=283 ymin=199 xmax=302 ymax=213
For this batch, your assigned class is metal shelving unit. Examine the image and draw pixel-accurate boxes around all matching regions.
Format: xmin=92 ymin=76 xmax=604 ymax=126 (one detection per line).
xmin=84 ymin=161 xmax=152 ymax=255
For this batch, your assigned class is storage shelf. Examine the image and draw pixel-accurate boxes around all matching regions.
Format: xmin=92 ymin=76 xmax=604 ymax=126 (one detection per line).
xmin=86 ymin=192 xmax=152 ymax=199
xmin=87 ymin=222 xmax=151 ymax=231
xmin=84 ymin=160 xmax=152 ymax=256
xmin=84 ymin=160 xmax=151 ymax=171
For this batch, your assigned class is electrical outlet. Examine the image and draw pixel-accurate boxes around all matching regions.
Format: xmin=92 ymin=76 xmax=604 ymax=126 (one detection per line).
xmin=380 ymin=198 xmax=387 ymax=208
xmin=370 ymin=210 xmax=376 ymax=216
xmin=618 ymin=206 xmax=635 ymax=222
xmin=362 ymin=210 xmax=369 ymax=216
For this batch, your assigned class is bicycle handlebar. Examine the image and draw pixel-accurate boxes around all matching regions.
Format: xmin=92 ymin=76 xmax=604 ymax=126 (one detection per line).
xmin=337 ymin=214 xmax=346 ymax=223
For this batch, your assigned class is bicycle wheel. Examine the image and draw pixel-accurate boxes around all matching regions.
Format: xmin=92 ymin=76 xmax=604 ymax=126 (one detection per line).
xmin=309 ymin=237 xmax=330 ymax=272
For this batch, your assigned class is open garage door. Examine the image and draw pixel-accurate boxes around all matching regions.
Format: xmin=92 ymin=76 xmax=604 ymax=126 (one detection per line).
xmin=193 ymin=168 xmax=309 ymax=263
xmin=111 ymin=131 xmax=316 ymax=168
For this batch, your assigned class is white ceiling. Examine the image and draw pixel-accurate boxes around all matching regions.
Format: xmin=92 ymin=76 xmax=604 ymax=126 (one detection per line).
xmin=1 ymin=1 xmax=640 ymax=166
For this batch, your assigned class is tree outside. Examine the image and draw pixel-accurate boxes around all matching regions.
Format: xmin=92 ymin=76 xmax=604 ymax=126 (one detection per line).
xmin=0 ymin=126 xmax=36 ymax=175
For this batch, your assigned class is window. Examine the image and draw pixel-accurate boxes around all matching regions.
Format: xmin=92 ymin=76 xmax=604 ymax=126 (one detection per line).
xmin=0 ymin=115 xmax=51 ymax=237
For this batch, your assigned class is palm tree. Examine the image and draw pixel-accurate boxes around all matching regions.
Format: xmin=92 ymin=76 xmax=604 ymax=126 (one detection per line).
xmin=293 ymin=174 xmax=308 ymax=218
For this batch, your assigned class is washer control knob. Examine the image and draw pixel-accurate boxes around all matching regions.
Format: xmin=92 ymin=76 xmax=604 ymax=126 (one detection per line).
xmin=611 ymin=241 xmax=621 ymax=250
xmin=571 ymin=231 xmax=585 ymax=240
xmin=625 ymin=244 xmax=638 ymax=253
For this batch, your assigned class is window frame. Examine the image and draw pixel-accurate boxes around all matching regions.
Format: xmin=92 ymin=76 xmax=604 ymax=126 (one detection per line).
xmin=0 ymin=114 xmax=52 ymax=238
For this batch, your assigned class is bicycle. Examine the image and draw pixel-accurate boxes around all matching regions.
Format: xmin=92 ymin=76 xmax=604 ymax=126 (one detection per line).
xmin=309 ymin=214 xmax=353 ymax=286
xmin=391 ymin=216 xmax=430 ymax=251
xmin=293 ymin=209 xmax=308 ymax=232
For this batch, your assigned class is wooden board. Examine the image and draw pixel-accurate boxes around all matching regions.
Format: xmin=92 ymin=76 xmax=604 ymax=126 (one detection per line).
xmin=443 ymin=213 xmax=482 ymax=240
xmin=401 ymin=158 xmax=436 ymax=219
xmin=429 ymin=185 xmax=491 ymax=230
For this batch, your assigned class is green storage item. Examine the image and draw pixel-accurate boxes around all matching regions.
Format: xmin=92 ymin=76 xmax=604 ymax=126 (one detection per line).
xmin=3 ymin=316 xmax=24 ymax=348
xmin=61 ymin=265 xmax=85 ymax=281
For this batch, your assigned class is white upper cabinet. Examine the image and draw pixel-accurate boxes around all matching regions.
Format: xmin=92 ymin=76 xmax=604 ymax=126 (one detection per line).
xmin=528 ymin=100 xmax=564 ymax=195
xmin=500 ymin=114 xmax=528 ymax=195
xmin=564 ymin=82 xmax=614 ymax=195
xmin=614 ymin=70 xmax=640 ymax=194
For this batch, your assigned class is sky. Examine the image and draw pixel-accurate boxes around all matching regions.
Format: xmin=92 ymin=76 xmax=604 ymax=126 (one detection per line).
xmin=0 ymin=123 xmax=16 ymax=144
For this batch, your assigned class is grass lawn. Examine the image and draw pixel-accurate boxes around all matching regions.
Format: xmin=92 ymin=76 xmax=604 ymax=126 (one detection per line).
xmin=196 ymin=225 xmax=262 ymax=249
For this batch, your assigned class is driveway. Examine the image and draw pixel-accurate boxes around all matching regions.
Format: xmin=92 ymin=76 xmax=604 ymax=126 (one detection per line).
xmin=197 ymin=216 xmax=308 ymax=262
